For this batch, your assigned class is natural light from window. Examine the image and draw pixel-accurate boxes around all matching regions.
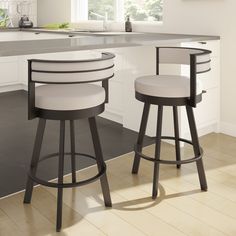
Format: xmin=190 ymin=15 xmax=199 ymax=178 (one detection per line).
xmin=72 ymin=0 xmax=163 ymax=22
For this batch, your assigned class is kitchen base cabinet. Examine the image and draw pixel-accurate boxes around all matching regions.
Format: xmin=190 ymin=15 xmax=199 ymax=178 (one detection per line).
xmin=0 ymin=57 xmax=19 ymax=85
xmin=0 ymin=41 xmax=220 ymax=139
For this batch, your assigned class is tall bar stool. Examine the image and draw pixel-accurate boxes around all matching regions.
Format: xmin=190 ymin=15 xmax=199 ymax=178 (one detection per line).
xmin=132 ymin=47 xmax=211 ymax=199
xmin=23 ymin=52 xmax=115 ymax=231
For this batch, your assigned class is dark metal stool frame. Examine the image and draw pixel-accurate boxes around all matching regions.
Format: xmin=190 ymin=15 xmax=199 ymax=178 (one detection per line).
xmin=23 ymin=52 xmax=115 ymax=231
xmin=132 ymin=47 xmax=211 ymax=199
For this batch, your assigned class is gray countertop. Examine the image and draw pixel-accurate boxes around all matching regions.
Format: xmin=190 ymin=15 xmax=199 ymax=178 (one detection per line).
xmin=0 ymin=28 xmax=220 ymax=57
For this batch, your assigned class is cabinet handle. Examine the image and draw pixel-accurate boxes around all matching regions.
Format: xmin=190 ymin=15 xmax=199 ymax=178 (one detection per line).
xmin=198 ymin=41 xmax=207 ymax=45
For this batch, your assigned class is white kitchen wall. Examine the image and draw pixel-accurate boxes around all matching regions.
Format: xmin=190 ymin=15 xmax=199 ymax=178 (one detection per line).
xmin=0 ymin=0 xmax=37 ymax=27
xmin=37 ymin=0 xmax=71 ymax=26
xmin=36 ymin=0 xmax=236 ymax=137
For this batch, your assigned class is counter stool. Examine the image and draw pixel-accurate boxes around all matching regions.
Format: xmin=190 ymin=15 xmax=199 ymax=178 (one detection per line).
xmin=132 ymin=47 xmax=211 ymax=199
xmin=23 ymin=52 xmax=115 ymax=231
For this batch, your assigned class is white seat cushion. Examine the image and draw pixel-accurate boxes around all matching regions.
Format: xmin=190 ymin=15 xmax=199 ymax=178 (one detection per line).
xmin=135 ymin=75 xmax=203 ymax=98
xmin=35 ymin=84 xmax=105 ymax=111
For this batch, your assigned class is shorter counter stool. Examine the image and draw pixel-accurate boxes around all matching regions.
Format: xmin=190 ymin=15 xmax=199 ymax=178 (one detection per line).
xmin=23 ymin=52 xmax=115 ymax=231
xmin=132 ymin=47 xmax=211 ymax=199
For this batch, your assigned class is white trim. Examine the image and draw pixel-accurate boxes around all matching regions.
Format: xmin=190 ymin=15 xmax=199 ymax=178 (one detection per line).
xmin=220 ymin=122 xmax=236 ymax=137
xmin=99 ymin=110 xmax=123 ymax=124
xmin=72 ymin=0 xmax=88 ymax=21
xmin=0 ymin=84 xmax=25 ymax=93
xmin=71 ymin=0 xmax=163 ymax=23
xmin=115 ymin=0 xmax=124 ymax=21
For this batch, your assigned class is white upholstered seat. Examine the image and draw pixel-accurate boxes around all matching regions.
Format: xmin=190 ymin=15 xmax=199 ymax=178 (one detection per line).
xmin=35 ymin=84 xmax=105 ymax=111
xmin=135 ymin=75 xmax=203 ymax=98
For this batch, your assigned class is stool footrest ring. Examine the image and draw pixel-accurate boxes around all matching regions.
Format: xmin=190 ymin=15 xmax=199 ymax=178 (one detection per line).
xmin=28 ymin=152 xmax=106 ymax=188
xmin=135 ymin=136 xmax=203 ymax=165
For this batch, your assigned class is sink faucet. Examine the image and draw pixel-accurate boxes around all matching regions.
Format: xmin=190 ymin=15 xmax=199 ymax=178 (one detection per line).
xmin=89 ymin=11 xmax=108 ymax=31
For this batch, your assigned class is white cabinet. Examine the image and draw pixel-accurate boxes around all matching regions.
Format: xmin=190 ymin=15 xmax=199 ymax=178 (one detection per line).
xmin=0 ymin=36 xmax=220 ymax=139
xmin=0 ymin=57 xmax=19 ymax=85
xmin=0 ymin=32 xmax=70 ymax=42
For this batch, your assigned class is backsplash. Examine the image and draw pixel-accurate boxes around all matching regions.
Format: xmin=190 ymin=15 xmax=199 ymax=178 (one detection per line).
xmin=0 ymin=0 xmax=37 ymax=27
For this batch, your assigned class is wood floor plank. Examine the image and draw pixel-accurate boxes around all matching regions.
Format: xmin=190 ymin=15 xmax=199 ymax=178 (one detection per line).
xmin=43 ymin=185 xmax=147 ymax=236
xmin=0 ymin=208 xmax=25 ymax=236
xmin=66 ymin=164 xmax=226 ymax=236
xmin=161 ymin=168 xmax=236 ymax=219
xmin=59 ymin=175 xmax=187 ymax=236
xmin=1 ymin=133 xmax=236 ymax=236
xmin=0 ymin=192 xmax=55 ymax=236
xmin=147 ymin=201 xmax=226 ymax=236
xmin=158 ymin=177 xmax=236 ymax=236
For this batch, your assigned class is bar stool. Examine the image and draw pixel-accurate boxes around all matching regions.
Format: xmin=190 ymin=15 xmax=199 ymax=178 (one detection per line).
xmin=23 ymin=52 xmax=115 ymax=231
xmin=132 ymin=47 xmax=211 ymax=199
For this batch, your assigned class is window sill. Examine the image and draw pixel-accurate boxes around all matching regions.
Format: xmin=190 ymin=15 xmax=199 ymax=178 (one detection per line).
xmin=71 ymin=20 xmax=163 ymax=32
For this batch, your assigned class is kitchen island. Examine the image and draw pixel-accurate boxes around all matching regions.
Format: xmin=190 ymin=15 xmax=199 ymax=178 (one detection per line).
xmin=0 ymin=29 xmax=220 ymax=137
xmin=0 ymin=29 xmax=220 ymax=197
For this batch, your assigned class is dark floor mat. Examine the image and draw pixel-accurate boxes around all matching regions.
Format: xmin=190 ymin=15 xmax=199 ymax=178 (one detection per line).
xmin=0 ymin=90 xmax=154 ymax=198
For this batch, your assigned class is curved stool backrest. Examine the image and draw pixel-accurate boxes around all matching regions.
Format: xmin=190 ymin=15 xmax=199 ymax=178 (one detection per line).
xmin=28 ymin=52 xmax=115 ymax=119
xmin=30 ymin=52 xmax=115 ymax=84
xmin=156 ymin=47 xmax=211 ymax=106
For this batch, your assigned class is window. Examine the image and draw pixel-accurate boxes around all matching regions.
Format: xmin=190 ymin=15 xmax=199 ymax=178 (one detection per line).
xmin=72 ymin=0 xmax=163 ymax=22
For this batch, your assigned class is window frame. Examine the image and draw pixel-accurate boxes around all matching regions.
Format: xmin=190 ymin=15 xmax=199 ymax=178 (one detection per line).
xmin=71 ymin=0 xmax=163 ymax=23
xmin=72 ymin=0 xmax=124 ymax=22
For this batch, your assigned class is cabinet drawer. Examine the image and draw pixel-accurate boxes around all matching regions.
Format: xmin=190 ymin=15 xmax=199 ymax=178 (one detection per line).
xmin=181 ymin=40 xmax=220 ymax=58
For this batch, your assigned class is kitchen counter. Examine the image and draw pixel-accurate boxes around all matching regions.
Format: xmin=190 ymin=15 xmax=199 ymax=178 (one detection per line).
xmin=0 ymin=28 xmax=221 ymax=163
xmin=0 ymin=28 xmax=219 ymax=57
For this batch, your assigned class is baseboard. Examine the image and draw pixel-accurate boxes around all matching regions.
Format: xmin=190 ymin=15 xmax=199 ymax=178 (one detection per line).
xmin=0 ymin=84 xmax=25 ymax=93
xmin=198 ymin=122 xmax=219 ymax=137
xmin=220 ymin=122 xmax=236 ymax=137
xmin=99 ymin=110 xmax=123 ymax=124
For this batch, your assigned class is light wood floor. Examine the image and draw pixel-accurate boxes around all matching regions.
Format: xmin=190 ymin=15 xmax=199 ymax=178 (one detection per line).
xmin=1 ymin=133 xmax=236 ymax=236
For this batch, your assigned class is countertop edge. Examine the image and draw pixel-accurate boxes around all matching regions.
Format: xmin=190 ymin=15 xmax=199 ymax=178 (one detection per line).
xmin=0 ymin=28 xmax=220 ymax=57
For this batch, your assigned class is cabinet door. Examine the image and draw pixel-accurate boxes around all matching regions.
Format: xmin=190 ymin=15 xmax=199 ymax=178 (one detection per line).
xmin=0 ymin=57 xmax=19 ymax=85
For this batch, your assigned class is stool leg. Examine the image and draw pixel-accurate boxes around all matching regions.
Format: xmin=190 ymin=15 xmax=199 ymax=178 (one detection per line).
xmin=70 ymin=120 xmax=76 ymax=183
xmin=89 ymin=117 xmax=112 ymax=207
xmin=56 ymin=120 xmax=65 ymax=232
xmin=152 ymin=105 xmax=163 ymax=199
xmin=173 ymin=106 xmax=181 ymax=169
xmin=24 ymin=118 xmax=46 ymax=204
xmin=186 ymin=106 xmax=208 ymax=191
xmin=132 ymin=103 xmax=150 ymax=174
